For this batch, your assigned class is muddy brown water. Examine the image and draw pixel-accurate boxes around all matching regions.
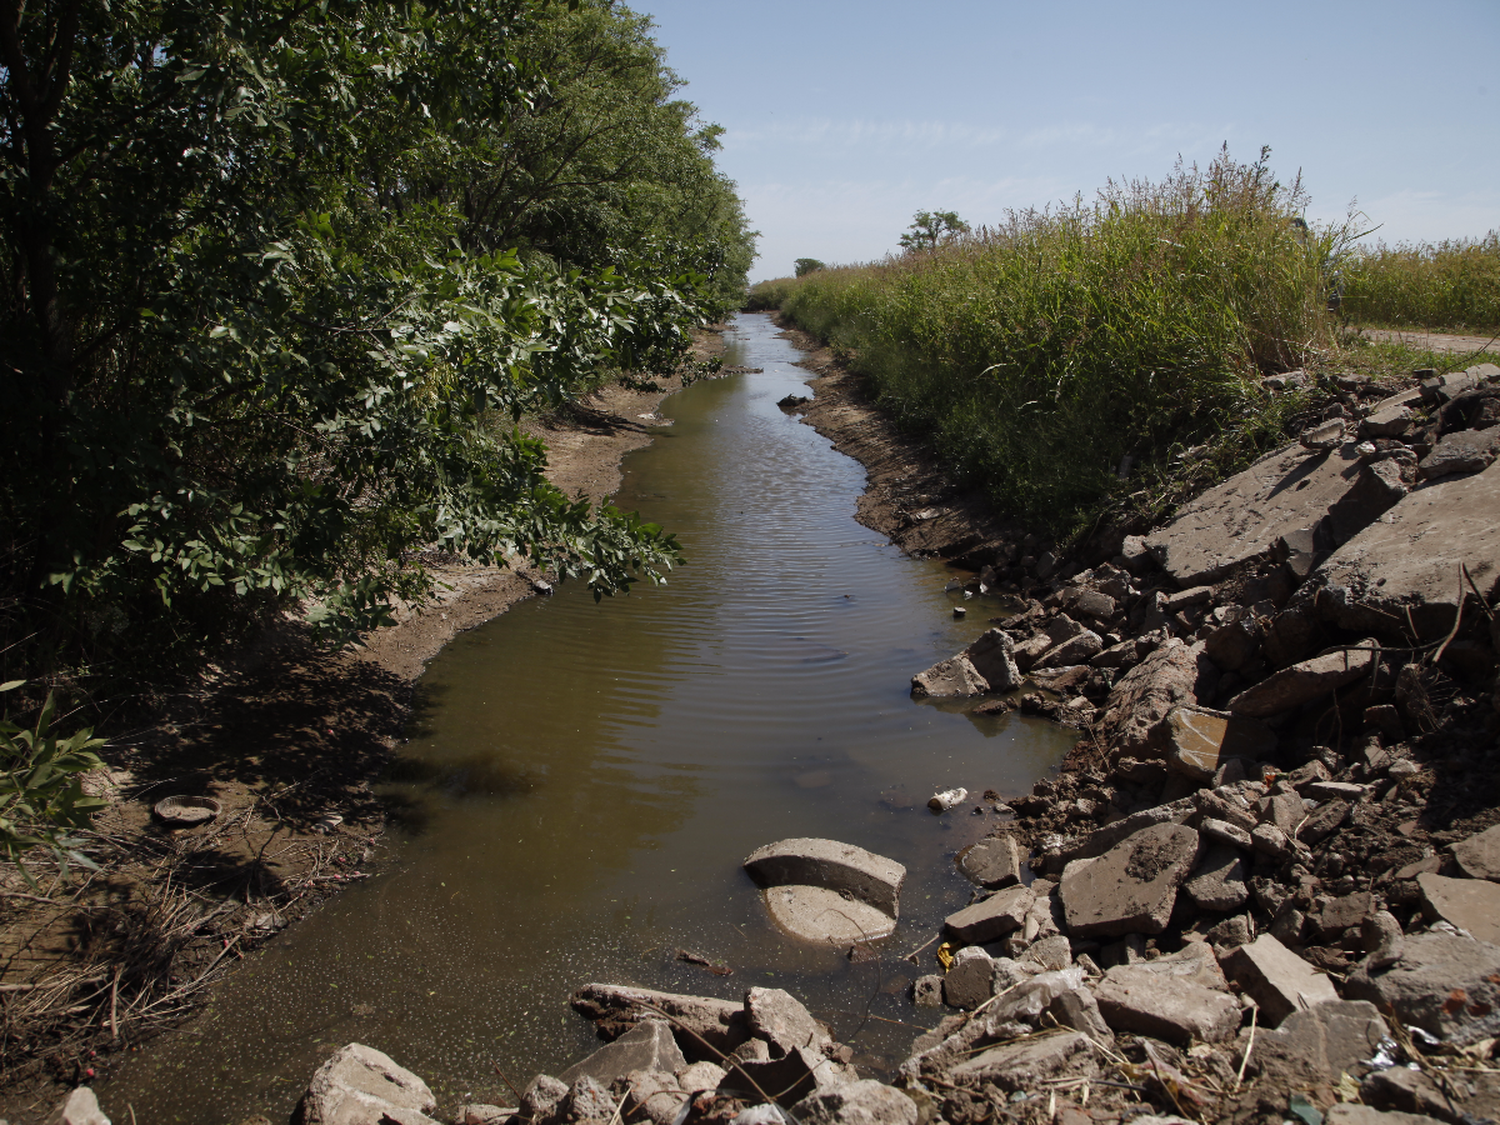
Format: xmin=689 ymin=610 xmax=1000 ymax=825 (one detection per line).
xmin=97 ymin=313 xmax=1075 ymax=1122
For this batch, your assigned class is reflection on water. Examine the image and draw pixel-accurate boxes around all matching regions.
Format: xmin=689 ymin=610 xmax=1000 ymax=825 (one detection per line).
xmin=98 ymin=314 xmax=1075 ymax=1122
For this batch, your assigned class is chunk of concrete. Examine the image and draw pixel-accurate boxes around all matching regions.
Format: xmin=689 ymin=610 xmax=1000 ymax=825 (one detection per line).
xmin=294 ymin=1043 xmax=439 ymax=1125
xmin=1184 ymin=842 xmax=1250 ymax=912
xmin=724 ymin=1045 xmax=854 ymax=1107
xmin=1096 ymin=640 xmax=1216 ymax=756
xmin=1094 ymin=965 xmax=1241 ymax=1044
xmin=762 ymin=884 xmax=899 ymax=944
xmin=1325 ymin=1105 xmax=1448 ymax=1125
xmin=1292 ymin=458 xmax=1500 ymax=644
xmin=1143 ymin=439 xmax=1380 ymax=587
xmin=1036 ymin=630 xmax=1104 ymax=669
xmin=1452 ymin=823 xmax=1500 ymax=882
xmin=61 ymin=1088 xmax=111 ymax=1125
xmin=944 ymin=884 xmax=1034 ymax=944
xmin=1162 ymin=706 xmax=1276 ymax=782
xmin=571 ymin=985 xmax=749 ymax=1058
xmin=1250 ymin=1000 xmax=1390 ymax=1092
xmin=1417 ymin=873 xmax=1500 ymax=944
xmin=791 ymin=1079 xmax=917 ymax=1125
xmin=1226 ymin=644 xmax=1376 ymax=718
xmin=911 ymin=628 xmax=1021 ymax=697
xmin=1059 ymin=823 xmax=1203 ymax=938
xmin=746 ymin=988 xmax=828 ymax=1058
xmin=949 ymin=1031 xmax=1097 ymax=1090
xmin=1420 ymin=427 xmax=1500 ymax=480
xmin=959 ymin=835 xmax=1023 ymax=889
xmin=1220 ymin=934 xmax=1341 ymax=1026
xmin=943 ymin=946 xmax=998 ymax=1010
xmin=744 ymin=838 xmax=905 ymax=918
xmin=560 ymin=1019 xmax=685 ymax=1087
xmin=1361 ymin=388 xmax=1424 ymax=438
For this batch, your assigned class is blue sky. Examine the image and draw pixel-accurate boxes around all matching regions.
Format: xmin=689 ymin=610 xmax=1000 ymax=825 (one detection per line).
xmin=629 ymin=0 xmax=1500 ymax=282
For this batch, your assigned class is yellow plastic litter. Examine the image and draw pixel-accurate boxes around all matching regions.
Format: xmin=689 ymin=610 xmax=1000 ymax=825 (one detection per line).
xmin=936 ymin=942 xmax=955 ymax=972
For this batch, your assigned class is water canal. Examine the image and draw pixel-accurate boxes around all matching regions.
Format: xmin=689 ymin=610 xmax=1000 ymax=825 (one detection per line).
xmin=100 ymin=313 xmax=1075 ymax=1121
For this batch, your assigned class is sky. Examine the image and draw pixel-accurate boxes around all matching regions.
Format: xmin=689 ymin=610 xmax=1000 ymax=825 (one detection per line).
xmin=628 ymin=0 xmax=1500 ymax=283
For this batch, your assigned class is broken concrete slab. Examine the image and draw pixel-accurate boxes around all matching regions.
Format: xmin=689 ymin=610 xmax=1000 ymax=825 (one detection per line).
xmin=1346 ymin=931 xmax=1500 ymax=1046
xmin=570 ymin=984 xmax=749 ymax=1058
xmin=948 ymin=1030 xmax=1098 ymax=1090
xmin=1185 ymin=842 xmax=1250 ymax=912
xmin=1220 ymin=934 xmax=1340 ymax=1026
xmin=724 ymin=1045 xmax=854 ymax=1107
xmin=1162 ymin=706 xmax=1276 ymax=782
xmin=1143 ymin=440 xmax=1383 ymax=587
xmin=744 ymin=838 xmax=905 ymax=918
xmin=1093 ymin=964 xmax=1241 ymax=1044
xmin=295 ymin=1043 xmax=439 ymax=1125
xmin=791 ymin=1079 xmax=918 ymax=1125
xmin=1420 ymin=427 xmax=1500 ymax=480
xmin=1226 ymin=644 xmax=1376 ymax=718
xmin=1096 ymin=640 xmax=1217 ymax=756
xmin=560 ymin=1019 xmax=685 ymax=1087
xmin=1417 ymin=873 xmax=1500 ymax=944
xmin=1452 ymin=823 xmax=1500 ymax=882
xmin=746 ymin=988 xmax=828 ymax=1059
xmin=1249 ymin=1000 xmax=1390 ymax=1095
xmin=944 ymin=884 xmax=1034 ymax=944
xmin=1035 ymin=630 xmax=1104 ymax=669
xmin=1059 ymin=823 xmax=1202 ymax=938
xmin=1292 ymin=458 xmax=1500 ymax=644
xmin=762 ymin=884 xmax=899 ymax=944
xmin=942 ymin=946 xmax=998 ymax=1010
xmin=959 ymin=835 xmax=1022 ymax=889
xmin=1361 ymin=388 xmax=1425 ymax=439
xmin=911 ymin=629 xmax=1021 ymax=698
xmin=1324 ymin=1105 xmax=1448 ymax=1125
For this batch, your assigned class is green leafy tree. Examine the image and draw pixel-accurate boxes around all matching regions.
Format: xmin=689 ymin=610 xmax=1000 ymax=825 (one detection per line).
xmin=899 ymin=210 xmax=971 ymax=252
xmin=794 ymin=258 xmax=826 ymax=277
xmin=0 ymin=0 xmax=747 ymax=687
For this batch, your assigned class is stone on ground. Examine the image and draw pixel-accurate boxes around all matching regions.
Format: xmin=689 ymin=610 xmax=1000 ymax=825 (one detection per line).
xmin=746 ymin=987 xmax=828 ymax=1058
xmin=1417 ymin=873 xmax=1500 ymax=944
xmin=1325 ymin=1105 xmax=1448 ymax=1125
xmin=1163 ymin=706 xmax=1276 ymax=782
xmin=944 ymin=884 xmax=1034 ymax=944
xmin=1247 ymin=1000 xmax=1389 ymax=1091
xmin=1058 ymin=823 xmax=1203 ymax=938
xmin=1345 ymin=930 xmax=1500 ymax=1044
xmin=948 ymin=1031 xmax=1098 ymax=1089
xmin=1293 ymin=458 xmax=1500 ymax=643
xmin=959 ymin=835 xmax=1023 ymax=889
xmin=1143 ymin=439 xmax=1381 ymax=587
xmin=942 ymin=946 xmax=997 ymax=1010
xmin=911 ymin=628 xmax=1020 ymax=697
xmin=761 ymin=884 xmax=899 ymax=943
xmin=1227 ymin=644 xmax=1376 ymax=717
xmin=571 ymin=984 xmax=749 ymax=1057
xmin=1093 ymin=964 xmax=1241 ymax=1044
xmin=726 ymin=1045 xmax=854 ymax=1107
xmin=1452 ymin=824 xmax=1500 ymax=882
xmin=294 ymin=1043 xmax=439 ymax=1125
xmin=559 ymin=1019 xmax=685 ymax=1087
xmin=1096 ymin=640 xmax=1216 ymax=756
xmin=1219 ymin=934 xmax=1341 ymax=1026
xmin=792 ymin=1078 xmax=918 ymax=1125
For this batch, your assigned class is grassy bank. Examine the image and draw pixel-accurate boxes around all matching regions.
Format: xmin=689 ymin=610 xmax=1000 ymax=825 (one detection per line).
xmin=751 ymin=151 xmax=1351 ymax=536
xmin=1340 ymin=233 xmax=1500 ymax=333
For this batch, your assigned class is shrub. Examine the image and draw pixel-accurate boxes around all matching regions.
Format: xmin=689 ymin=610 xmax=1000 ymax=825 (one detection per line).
xmin=1341 ymin=233 xmax=1500 ymax=332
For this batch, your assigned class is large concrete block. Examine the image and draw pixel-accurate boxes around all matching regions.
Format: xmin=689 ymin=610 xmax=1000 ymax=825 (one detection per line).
xmin=1219 ymin=934 xmax=1340 ymax=1026
xmin=1059 ymin=823 xmax=1202 ymax=938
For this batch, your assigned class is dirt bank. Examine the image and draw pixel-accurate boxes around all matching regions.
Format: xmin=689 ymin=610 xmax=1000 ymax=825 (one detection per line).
xmin=0 ymin=330 xmax=729 ymax=1112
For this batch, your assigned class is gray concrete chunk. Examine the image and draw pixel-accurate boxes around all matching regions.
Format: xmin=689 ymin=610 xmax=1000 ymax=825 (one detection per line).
xmin=746 ymin=988 xmax=828 ymax=1058
xmin=949 ymin=1030 xmax=1097 ymax=1089
xmin=560 ymin=1019 xmax=685 ymax=1087
xmin=959 ymin=835 xmax=1023 ymax=889
xmin=1219 ymin=934 xmax=1340 ymax=1026
xmin=1417 ymin=873 xmax=1500 ymax=944
xmin=1094 ymin=965 xmax=1242 ymax=1043
xmin=1059 ymin=823 xmax=1202 ymax=939
xmin=1227 ymin=644 xmax=1376 ymax=718
xmin=792 ymin=1079 xmax=917 ymax=1125
xmin=1185 ymin=842 xmax=1250 ymax=912
xmin=743 ymin=838 xmax=905 ymax=918
xmin=1163 ymin=706 xmax=1276 ymax=782
xmin=944 ymin=884 xmax=1034 ymax=944
xmin=1345 ymin=930 xmax=1500 ymax=1044
xmin=1452 ymin=823 xmax=1500 ymax=881
xmin=942 ymin=946 xmax=998 ymax=1010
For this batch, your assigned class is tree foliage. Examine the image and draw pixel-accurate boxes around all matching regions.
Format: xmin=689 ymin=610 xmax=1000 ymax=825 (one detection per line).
xmin=0 ymin=0 xmax=756 ymax=684
xmin=794 ymin=258 xmax=825 ymax=278
xmin=899 ymin=210 xmax=970 ymax=253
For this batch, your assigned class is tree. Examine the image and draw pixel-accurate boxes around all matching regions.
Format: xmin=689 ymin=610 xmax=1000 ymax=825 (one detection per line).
xmin=899 ymin=210 xmax=971 ymax=253
xmin=0 ymin=0 xmax=750 ymax=682
xmin=794 ymin=258 xmax=826 ymax=277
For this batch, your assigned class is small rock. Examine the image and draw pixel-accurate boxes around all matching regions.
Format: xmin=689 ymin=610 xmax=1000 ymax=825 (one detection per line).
xmin=1059 ymin=823 xmax=1202 ymax=938
xmin=1417 ymin=873 xmax=1500 ymax=944
xmin=792 ymin=1079 xmax=917 ymax=1125
xmin=1220 ymin=934 xmax=1340 ymax=1026
xmin=295 ymin=1043 xmax=439 ymax=1125
xmin=61 ymin=1088 xmax=110 ymax=1125
xmin=560 ymin=1019 xmax=685 ymax=1086
xmin=959 ymin=835 xmax=1023 ymax=889
xmin=944 ymin=885 xmax=1034 ymax=944
xmin=746 ymin=989 xmax=827 ymax=1059
xmin=1184 ymin=842 xmax=1250 ymax=912
xmin=949 ymin=1030 xmax=1097 ymax=1089
xmin=1093 ymin=964 xmax=1241 ymax=1044
xmin=1451 ymin=823 xmax=1500 ymax=882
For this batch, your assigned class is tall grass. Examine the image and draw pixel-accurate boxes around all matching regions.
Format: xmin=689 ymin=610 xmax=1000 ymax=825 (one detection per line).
xmin=751 ymin=148 xmax=1343 ymax=534
xmin=1340 ymin=233 xmax=1500 ymax=332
